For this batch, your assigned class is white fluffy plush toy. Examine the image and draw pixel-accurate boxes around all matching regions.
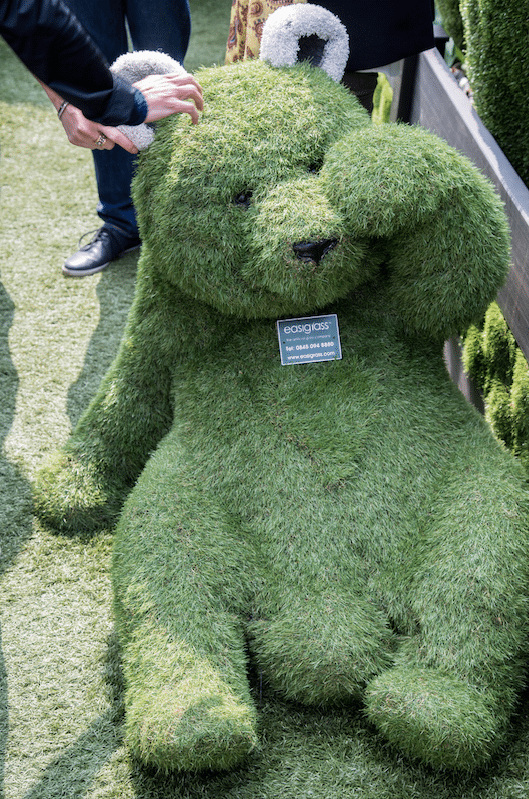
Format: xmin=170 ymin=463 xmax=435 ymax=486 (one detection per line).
xmin=110 ymin=50 xmax=186 ymax=150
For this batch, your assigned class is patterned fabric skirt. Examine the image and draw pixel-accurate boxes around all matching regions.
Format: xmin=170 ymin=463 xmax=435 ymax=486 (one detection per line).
xmin=225 ymin=0 xmax=306 ymax=63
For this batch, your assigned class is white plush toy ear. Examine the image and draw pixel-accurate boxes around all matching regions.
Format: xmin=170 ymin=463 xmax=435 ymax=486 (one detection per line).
xmin=259 ymin=3 xmax=349 ymax=83
xmin=110 ymin=50 xmax=186 ymax=150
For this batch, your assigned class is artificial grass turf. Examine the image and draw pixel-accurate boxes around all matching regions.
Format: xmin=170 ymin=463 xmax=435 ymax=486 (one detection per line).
xmin=4 ymin=7 xmax=529 ymax=799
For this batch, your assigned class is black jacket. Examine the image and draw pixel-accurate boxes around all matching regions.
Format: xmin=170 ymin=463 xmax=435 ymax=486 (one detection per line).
xmin=323 ymin=0 xmax=435 ymax=71
xmin=0 ymin=0 xmax=146 ymax=124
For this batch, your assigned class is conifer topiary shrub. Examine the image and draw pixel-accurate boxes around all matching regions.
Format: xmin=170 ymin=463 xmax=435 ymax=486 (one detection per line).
xmin=460 ymin=0 xmax=529 ymax=186
xmin=463 ymin=302 xmax=529 ymax=469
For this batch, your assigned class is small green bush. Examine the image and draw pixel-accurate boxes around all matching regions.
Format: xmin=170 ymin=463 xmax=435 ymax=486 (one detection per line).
xmin=462 ymin=302 xmax=529 ymax=468
xmin=511 ymin=348 xmax=529 ymax=466
xmin=372 ymin=73 xmax=393 ymax=125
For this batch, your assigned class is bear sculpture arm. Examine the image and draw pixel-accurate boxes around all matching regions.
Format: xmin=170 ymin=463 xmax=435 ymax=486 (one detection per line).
xmin=323 ymin=124 xmax=511 ymax=341
xmin=33 ymin=255 xmax=201 ymax=533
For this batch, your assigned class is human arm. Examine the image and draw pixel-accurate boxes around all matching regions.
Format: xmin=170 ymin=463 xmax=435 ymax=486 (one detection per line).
xmin=37 ymin=71 xmax=204 ymax=153
xmin=0 ymin=0 xmax=146 ymax=125
xmin=135 ymin=72 xmax=204 ymax=125
xmin=37 ymin=79 xmax=142 ymax=152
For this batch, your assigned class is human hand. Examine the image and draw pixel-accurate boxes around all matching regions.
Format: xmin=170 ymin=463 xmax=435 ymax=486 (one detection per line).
xmin=58 ymin=103 xmax=140 ymax=153
xmin=134 ymin=72 xmax=204 ymax=125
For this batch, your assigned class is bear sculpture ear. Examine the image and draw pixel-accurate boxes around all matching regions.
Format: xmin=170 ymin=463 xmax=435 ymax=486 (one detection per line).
xmin=259 ymin=3 xmax=349 ymax=83
xmin=110 ymin=50 xmax=186 ymax=151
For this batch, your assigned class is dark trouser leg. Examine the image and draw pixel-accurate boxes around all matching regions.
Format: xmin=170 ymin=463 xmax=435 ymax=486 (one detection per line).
xmin=341 ymin=71 xmax=379 ymax=114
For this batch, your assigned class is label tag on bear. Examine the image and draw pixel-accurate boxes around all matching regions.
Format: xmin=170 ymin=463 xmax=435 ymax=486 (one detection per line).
xmin=277 ymin=314 xmax=342 ymax=365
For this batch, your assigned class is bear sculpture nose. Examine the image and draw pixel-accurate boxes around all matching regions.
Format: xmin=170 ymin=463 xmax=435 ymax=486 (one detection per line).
xmin=292 ymin=239 xmax=337 ymax=265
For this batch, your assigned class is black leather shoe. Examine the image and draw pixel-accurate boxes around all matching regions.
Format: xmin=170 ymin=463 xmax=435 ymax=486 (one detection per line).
xmin=62 ymin=226 xmax=141 ymax=277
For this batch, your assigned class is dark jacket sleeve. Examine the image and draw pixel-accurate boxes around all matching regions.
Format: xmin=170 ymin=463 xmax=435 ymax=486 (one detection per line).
xmin=0 ymin=0 xmax=147 ymax=125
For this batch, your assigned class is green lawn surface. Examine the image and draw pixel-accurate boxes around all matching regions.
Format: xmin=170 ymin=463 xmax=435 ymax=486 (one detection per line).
xmin=2 ymin=2 xmax=529 ymax=797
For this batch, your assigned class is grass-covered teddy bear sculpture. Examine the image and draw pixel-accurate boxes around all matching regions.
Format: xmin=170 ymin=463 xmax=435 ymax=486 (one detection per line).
xmin=35 ymin=4 xmax=529 ymax=775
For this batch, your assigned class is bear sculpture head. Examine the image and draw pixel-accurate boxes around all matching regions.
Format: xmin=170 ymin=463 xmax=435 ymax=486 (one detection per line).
xmin=112 ymin=4 xmax=508 ymax=343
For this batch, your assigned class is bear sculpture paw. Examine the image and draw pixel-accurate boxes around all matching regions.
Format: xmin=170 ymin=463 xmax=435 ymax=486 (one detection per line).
xmin=365 ymin=667 xmax=503 ymax=770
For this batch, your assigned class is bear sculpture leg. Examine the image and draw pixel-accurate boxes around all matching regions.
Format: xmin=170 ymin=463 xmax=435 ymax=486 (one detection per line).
xmin=365 ymin=468 xmax=529 ymax=769
xmin=112 ymin=435 xmax=259 ymax=772
xmin=247 ymin=582 xmax=396 ymax=707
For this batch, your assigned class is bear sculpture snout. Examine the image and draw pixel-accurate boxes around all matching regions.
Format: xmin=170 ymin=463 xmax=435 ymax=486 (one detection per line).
xmin=292 ymin=238 xmax=337 ymax=264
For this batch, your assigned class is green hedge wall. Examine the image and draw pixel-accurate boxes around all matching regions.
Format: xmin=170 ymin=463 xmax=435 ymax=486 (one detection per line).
xmin=438 ymin=1 xmax=529 ymax=460
xmin=460 ymin=0 xmax=529 ymax=186
xmin=463 ymin=303 xmax=529 ymax=469
xmin=436 ymin=1 xmax=529 ymax=185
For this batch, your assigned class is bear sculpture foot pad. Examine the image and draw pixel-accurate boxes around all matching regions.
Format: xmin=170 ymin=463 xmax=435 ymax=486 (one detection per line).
xmin=366 ymin=667 xmax=504 ymax=770
xmin=125 ymin=688 xmax=259 ymax=772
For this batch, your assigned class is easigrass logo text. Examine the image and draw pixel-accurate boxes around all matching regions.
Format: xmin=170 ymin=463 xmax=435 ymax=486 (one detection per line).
xmin=282 ymin=321 xmax=330 ymax=335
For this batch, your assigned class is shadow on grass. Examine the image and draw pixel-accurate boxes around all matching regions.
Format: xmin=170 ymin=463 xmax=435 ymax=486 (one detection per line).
xmin=0 ymin=279 xmax=31 ymax=565
xmin=126 ymin=683 xmax=529 ymax=799
xmin=0 ymin=250 xmax=136 ymax=799
xmin=19 ymin=629 xmax=529 ymax=799
xmin=19 ymin=708 xmax=123 ymax=799
xmin=66 ymin=251 xmax=139 ymax=428
xmin=19 ymin=632 xmax=125 ymax=799
xmin=0 ymin=278 xmax=35 ymax=799
xmin=123 ymin=681 xmax=509 ymax=799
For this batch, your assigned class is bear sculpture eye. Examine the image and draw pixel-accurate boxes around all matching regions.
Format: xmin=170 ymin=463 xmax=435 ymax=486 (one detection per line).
xmin=233 ymin=191 xmax=253 ymax=208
